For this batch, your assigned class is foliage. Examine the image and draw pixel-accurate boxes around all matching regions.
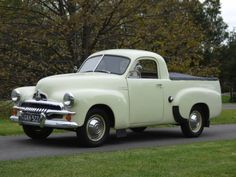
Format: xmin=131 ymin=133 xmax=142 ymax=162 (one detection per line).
xmin=0 ymin=0 xmax=146 ymax=99
xmin=0 ymin=101 xmax=12 ymax=120
xmin=220 ymin=32 xmax=236 ymax=102
xmin=0 ymin=0 xmax=228 ymax=99
xmin=222 ymin=95 xmax=230 ymax=103
xmin=199 ymin=0 xmax=228 ymax=48
xmin=132 ymin=0 xmax=220 ymax=75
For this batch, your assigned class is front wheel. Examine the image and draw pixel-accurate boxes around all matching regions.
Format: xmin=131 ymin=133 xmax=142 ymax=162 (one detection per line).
xmin=23 ymin=125 xmax=53 ymax=140
xmin=77 ymin=108 xmax=110 ymax=147
xmin=180 ymin=106 xmax=205 ymax=137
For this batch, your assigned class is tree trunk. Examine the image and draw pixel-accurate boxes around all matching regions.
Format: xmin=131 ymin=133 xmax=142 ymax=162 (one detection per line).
xmin=230 ymin=87 xmax=234 ymax=102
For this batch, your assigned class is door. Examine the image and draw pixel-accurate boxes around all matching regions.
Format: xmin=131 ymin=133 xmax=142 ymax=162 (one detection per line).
xmin=127 ymin=58 xmax=164 ymax=125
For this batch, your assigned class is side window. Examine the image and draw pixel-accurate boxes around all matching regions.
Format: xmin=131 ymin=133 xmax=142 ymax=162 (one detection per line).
xmin=138 ymin=59 xmax=158 ymax=79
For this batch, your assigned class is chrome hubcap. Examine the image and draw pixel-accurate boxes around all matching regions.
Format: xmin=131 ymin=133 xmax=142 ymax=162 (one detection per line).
xmin=86 ymin=115 xmax=106 ymax=141
xmin=189 ymin=110 xmax=202 ymax=133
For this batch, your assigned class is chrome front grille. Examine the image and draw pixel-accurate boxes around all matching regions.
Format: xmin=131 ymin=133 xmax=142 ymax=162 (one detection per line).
xmin=21 ymin=107 xmax=48 ymax=113
xmin=21 ymin=102 xmax=62 ymax=111
xmin=20 ymin=100 xmax=63 ymax=119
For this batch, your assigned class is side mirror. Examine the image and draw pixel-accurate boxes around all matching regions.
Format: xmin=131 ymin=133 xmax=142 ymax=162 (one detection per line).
xmin=73 ymin=66 xmax=78 ymax=73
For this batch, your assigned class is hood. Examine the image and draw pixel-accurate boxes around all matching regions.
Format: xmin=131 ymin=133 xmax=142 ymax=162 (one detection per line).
xmin=36 ymin=73 xmax=127 ymax=100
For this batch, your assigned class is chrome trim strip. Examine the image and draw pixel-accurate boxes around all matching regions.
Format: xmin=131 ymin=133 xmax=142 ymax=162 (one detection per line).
xmin=23 ymin=99 xmax=64 ymax=108
xmin=46 ymin=110 xmax=76 ymax=115
xmin=14 ymin=106 xmax=75 ymax=115
xmin=10 ymin=116 xmax=79 ymax=129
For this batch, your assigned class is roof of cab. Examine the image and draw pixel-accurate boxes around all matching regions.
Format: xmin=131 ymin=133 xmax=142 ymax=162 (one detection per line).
xmin=88 ymin=49 xmax=169 ymax=79
xmin=88 ymin=49 xmax=164 ymax=61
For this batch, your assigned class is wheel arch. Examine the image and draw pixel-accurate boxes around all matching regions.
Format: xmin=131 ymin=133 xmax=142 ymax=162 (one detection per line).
xmin=71 ymin=89 xmax=129 ymax=128
xmin=191 ymin=103 xmax=210 ymax=127
xmin=173 ymin=103 xmax=210 ymax=127
xmin=88 ymin=104 xmax=115 ymax=128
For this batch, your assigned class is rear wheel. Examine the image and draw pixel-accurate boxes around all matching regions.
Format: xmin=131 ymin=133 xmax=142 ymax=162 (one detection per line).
xmin=77 ymin=108 xmax=110 ymax=147
xmin=23 ymin=125 xmax=53 ymax=140
xmin=130 ymin=127 xmax=147 ymax=133
xmin=180 ymin=106 xmax=205 ymax=137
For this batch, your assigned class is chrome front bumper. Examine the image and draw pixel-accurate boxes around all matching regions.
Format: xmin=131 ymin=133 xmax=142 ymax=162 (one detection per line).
xmin=10 ymin=115 xmax=79 ymax=129
xmin=10 ymin=102 xmax=79 ymax=129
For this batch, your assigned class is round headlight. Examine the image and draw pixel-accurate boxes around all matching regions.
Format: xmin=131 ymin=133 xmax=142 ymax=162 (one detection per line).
xmin=11 ymin=89 xmax=21 ymax=103
xmin=63 ymin=93 xmax=74 ymax=108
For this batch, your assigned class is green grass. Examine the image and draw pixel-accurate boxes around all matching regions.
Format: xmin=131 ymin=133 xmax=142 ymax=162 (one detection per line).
xmin=211 ymin=109 xmax=236 ymax=124
xmin=0 ymin=119 xmax=65 ymax=135
xmin=0 ymin=140 xmax=235 ymax=177
xmin=0 ymin=99 xmax=23 ymax=135
xmin=0 ymin=119 xmax=23 ymax=136
xmin=222 ymin=95 xmax=236 ymax=103
xmin=222 ymin=95 xmax=231 ymax=103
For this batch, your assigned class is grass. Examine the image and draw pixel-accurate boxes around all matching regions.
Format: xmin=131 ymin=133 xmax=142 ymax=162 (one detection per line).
xmin=222 ymin=95 xmax=231 ymax=103
xmin=211 ymin=109 xmax=236 ymax=125
xmin=0 ymin=140 xmax=235 ymax=177
xmin=0 ymin=119 xmax=64 ymax=135
xmin=222 ymin=95 xmax=236 ymax=103
xmin=0 ymin=119 xmax=23 ymax=136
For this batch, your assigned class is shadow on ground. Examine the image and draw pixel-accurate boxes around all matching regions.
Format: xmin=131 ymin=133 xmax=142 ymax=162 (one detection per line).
xmin=13 ymin=127 xmax=191 ymax=149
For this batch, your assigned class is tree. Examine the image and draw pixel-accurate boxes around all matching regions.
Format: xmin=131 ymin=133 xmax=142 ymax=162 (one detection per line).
xmin=220 ymin=32 xmax=236 ymax=102
xmin=193 ymin=0 xmax=228 ymax=63
xmin=0 ymin=0 xmax=146 ymax=99
xmin=0 ymin=0 xmax=228 ymax=100
xmin=126 ymin=0 xmax=221 ymax=76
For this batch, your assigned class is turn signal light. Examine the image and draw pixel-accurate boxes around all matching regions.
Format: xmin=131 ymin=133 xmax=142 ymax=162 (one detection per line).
xmin=65 ymin=114 xmax=72 ymax=121
xmin=12 ymin=108 xmax=17 ymax=116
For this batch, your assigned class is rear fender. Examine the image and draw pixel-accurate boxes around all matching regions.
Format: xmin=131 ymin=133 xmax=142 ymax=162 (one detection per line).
xmin=173 ymin=88 xmax=222 ymax=119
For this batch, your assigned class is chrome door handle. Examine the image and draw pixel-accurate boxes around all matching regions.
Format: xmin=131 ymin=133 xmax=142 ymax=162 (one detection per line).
xmin=156 ymin=84 xmax=162 ymax=87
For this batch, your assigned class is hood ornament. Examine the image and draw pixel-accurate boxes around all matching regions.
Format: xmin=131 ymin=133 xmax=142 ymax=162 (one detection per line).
xmin=35 ymin=90 xmax=41 ymax=101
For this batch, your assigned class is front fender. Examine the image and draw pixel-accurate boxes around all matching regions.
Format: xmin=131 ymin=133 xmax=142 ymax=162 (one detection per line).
xmin=14 ymin=86 xmax=36 ymax=102
xmin=173 ymin=87 xmax=222 ymax=119
xmin=66 ymin=89 xmax=129 ymax=128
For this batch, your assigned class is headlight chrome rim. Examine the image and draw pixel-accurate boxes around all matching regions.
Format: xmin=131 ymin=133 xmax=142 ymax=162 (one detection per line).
xmin=63 ymin=93 xmax=74 ymax=108
xmin=11 ymin=89 xmax=21 ymax=103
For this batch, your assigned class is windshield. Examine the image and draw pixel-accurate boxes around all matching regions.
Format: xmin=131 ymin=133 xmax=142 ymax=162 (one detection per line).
xmin=79 ymin=55 xmax=130 ymax=75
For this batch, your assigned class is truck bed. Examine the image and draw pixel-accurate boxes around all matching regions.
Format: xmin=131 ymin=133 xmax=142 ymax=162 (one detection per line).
xmin=169 ymin=72 xmax=218 ymax=81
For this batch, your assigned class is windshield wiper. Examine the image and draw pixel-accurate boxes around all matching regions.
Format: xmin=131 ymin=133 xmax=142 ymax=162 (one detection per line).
xmin=95 ymin=70 xmax=111 ymax=74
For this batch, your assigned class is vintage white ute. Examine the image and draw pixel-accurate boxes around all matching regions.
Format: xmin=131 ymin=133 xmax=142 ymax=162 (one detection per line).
xmin=10 ymin=49 xmax=222 ymax=146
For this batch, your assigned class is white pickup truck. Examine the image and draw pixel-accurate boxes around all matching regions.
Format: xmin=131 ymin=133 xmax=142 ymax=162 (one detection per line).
xmin=10 ymin=49 xmax=222 ymax=147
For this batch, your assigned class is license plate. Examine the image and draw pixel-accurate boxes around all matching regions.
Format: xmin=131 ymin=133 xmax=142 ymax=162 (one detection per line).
xmin=20 ymin=113 xmax=41 ymax=123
